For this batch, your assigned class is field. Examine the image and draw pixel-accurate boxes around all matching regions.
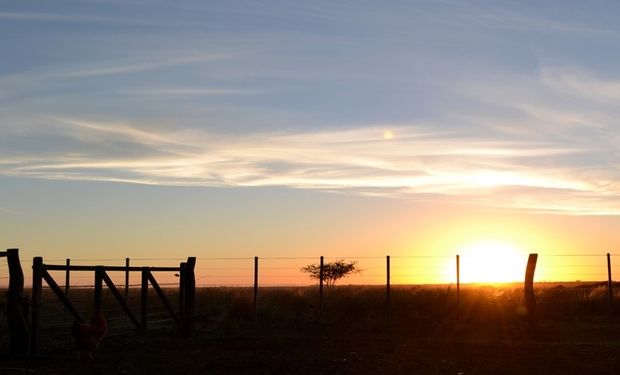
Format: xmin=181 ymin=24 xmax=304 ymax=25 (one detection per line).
xmin=2 ymin=283 xmax=620 ymax=374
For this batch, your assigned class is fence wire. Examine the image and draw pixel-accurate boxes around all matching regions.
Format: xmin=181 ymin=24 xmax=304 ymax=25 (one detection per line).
xmin=2 ymin=253 xmax=620 ymax=289
xmin=2 ymin=251 xmax=620 ymax=354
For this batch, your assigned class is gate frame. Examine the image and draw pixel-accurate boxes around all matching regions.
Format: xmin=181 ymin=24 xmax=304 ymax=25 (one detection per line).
xmin=30 ymin=256 xmax=195 ymax=356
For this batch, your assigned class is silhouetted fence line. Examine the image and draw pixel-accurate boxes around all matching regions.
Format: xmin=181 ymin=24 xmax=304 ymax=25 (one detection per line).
xmin=11 ymin=253 xmax=613 ymax=291
xmin=3 ymin=248 xmax=620 ymax=356
xmin=190 ymin=252 xmax=617 ymax=326
xmin=26 ymin=253 xmax=196 ymax=355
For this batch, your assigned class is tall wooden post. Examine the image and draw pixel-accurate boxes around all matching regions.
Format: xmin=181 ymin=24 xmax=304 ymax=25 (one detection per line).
xmin=319 ymin=256 xmax=324 ymax=322
xmin=524 ymin=253 xmax=538 ymax=328
xmin=456 ymin=254 xmax=460 ymax=316
xmin=94 ymin=266 xmax=103 ymax=311
xmin=253 ymin=256 xmax=259 ymax=321
xmin=65 ymin=258 xmax=70 ymax=297
xmin=125 ymin=257 xmax=130 ymax=301
xmin=386 ymin=255 xmax=391 ymax=321
xmin=182 ymin=257 xmax=196 ymax=335
xmin=5 ymin=249 xmax=29 ymax=355
xmin=140 ymin=267 xmax=149 ymax=333
xmin=607 ymin=253 xmax=613 ymax=320
xmin=31 ymin=256 xmax=43 ymax=356
xmin=179 ymin=262 xmax=187 ymax=319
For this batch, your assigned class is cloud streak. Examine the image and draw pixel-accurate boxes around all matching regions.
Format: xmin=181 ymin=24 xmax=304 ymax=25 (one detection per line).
xmin=118 ymin=88 xmax=261 ymax=96
xmin=0 ymin=11 xmax=154 ymax=25
xmin=3 ymin=2 xmax=620 ymax=217
xmin=1 ymin=113 xmax=616 ymax=215
xmin=0 ymin=53 xmax=230 ymax=101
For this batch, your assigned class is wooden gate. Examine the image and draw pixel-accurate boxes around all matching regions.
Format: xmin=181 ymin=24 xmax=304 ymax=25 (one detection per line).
xmin=30 ymin=256 xmax=195 ymax=355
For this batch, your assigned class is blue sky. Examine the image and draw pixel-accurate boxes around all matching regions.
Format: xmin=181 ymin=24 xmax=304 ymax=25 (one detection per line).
xmin=2 ymin=1 xmax=620 ymax=263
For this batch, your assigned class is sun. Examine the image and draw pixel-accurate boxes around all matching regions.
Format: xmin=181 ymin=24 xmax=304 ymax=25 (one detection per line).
xmin=458 ymin=240 xmax=528 ymax=284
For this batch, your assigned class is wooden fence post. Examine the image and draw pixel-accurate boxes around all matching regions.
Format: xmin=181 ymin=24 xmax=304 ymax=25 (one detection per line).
xmin=179 ymin=262 xmax=186 ymax=319
xmin=125 ymin=257 xmax=130 ymax=301
xmin=94 ymin=266 xmax=103 ymax=311
xmin=5 ymin=249 xmax=29 ymax=355
xmin=607 ymin=253 xmax=613 ymax=320
xmin=65 ymin=258 xmax=70 ymax=297
xmin=254 ymin=256 xmax=259 ymax=321
xmin=141 ymin=267 xmax=149 ymax=333
xmin=319 ymin=256 xmax=324 ymax=322
xmin=30 ymin=256 xmax=43 ymax=356
xmin=524 ymin=253 xmax=538 ymax=328
xmin=64 ymin=259 xmax=70 ymax=318
xmin=386 ymin=255 xmax=391 ymax=322
xmin=182 ymin=257 xmax=196 ymax=335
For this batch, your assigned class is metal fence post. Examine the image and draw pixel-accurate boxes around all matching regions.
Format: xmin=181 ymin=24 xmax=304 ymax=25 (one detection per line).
xmin=607 ymin=253 xmax=613 ymax=320
xmin=319 ymin=256 xmax=324 ymax=322
xmin=386 ymin=255 xmax=391 ymax=322
xmin=456 ymin=254 xmax=460 ymax=317
xmin=254 ymin=256 xmax=259 ymax=321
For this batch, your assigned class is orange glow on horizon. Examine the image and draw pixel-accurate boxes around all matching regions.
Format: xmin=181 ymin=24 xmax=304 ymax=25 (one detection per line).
xmin=455 ymin=240 xmax=528 ymax=284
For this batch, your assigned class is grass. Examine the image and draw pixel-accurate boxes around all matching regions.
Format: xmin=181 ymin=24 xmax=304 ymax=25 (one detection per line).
xmin=2 ymin=282 xmax=620 ymax=373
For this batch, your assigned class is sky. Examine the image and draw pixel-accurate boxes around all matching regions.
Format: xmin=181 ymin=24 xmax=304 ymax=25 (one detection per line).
xmin=2 ymin=1 xmax=620 ymax=284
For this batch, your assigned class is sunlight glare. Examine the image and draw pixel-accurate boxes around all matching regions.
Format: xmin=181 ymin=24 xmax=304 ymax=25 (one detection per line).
xmin=458 ymin=240 xmax=527 ymax=284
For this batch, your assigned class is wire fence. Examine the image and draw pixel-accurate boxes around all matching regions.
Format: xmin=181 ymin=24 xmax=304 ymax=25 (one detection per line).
xmin=2 ymin=253 xmax=620 ymax=290
xmin=2 ymin=251 xmax=620 ymax=354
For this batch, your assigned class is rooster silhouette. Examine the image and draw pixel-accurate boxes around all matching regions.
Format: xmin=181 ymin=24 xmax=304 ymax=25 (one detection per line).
xmin=71 ymin=310 xmax=108 ymax=359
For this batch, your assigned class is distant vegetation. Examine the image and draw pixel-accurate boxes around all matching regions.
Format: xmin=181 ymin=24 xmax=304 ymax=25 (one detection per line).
xmin=300 ymin=259 xmax=360 ymax=287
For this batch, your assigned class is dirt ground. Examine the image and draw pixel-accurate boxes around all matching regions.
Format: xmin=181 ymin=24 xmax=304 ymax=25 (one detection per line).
xmin=3 ymin=322 xmax=620 ymax=374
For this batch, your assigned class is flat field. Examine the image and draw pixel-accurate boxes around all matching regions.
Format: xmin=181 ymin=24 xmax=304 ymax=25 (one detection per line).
xmin=2 ymin=283 xmax=620 ymax=374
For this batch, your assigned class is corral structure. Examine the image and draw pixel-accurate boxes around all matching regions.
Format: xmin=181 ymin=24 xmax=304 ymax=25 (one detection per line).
xmin=1 ymin=249 xmax=196 ymax=356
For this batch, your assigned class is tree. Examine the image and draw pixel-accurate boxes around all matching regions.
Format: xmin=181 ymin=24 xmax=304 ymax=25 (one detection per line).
xmin=301 ymin=259 xmax=360 ymax=287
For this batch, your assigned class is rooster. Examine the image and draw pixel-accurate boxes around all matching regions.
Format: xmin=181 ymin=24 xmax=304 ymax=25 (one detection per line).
xmin=70 ymin=309 xmax=108 ymax=359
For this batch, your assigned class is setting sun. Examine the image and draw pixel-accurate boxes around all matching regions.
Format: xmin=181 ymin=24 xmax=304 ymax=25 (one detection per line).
xmin=458 ymin=240 xmax=528 ymax=284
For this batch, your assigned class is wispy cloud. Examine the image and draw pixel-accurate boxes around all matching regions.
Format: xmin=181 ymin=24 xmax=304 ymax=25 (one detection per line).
xmin=51 ymin=117 xmax=181 ymax=147
xmin=60 ymin=54 xmax=228 ymax=78
xmin=0 ymin=53 xmax=232 ymax=103
xmin=2 ymin=115 xmax=616 ymax=215
xmin=0 ymin=54 xmax=229 ymax=87
xmin=455 ymin=4 xmax=620 ymax=38
xmin=118 ymin=88 xmax=261 ymax=96
xmin=3 ymin=2 xmax=620 ymax=217
xmin=0 ymin=11 xmax=154 ymax=26
xmin=541 ymin=67 xmax=620 ymax=103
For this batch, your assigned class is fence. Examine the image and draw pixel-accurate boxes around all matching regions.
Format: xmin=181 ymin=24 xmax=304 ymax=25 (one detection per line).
xmin=191 ymin=253 xmax=617 ymax=323
xmin=3 ymin=253 xmax=617 ymax=289
xmin=2 ymin=249 xmax=620 ymax=355
xmin=0 ymin=249 xmax=197 ymax=355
